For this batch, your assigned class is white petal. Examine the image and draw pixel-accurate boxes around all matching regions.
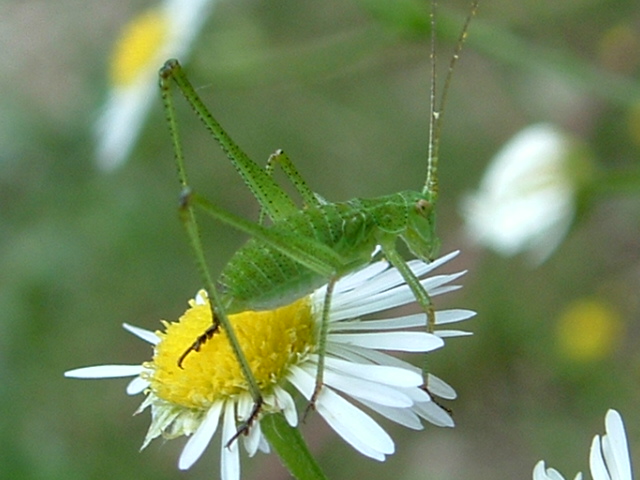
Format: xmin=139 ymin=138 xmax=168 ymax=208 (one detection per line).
xmin=327 ymin=343 xmax=421 ymax=374
xmin=126 ymin=376 xmax=149 ymax=395
xmin=314 ymin=389 xmax=394 ymax=459
xmin=590 ymin=435 xmax=610 ymax=480
xmin=273 ymin=387 xmax=298 ymax=427
xmin=421 ymin=272 xmax=467 ymax=295
xmin=412 ymin=400 xmax=454 ymax=428
xmin=258 ymin=435 xmax=270 ymax=454
xmin=334 ymin=261 xmax=390 ymax=294
xmin=401 ymin=386 xmax=432 ymax=403
xmin=429 ymin=284 xmax=463 ymax=296
xmin=425 ymin=374 xmax=457 ymax=400
xmin=396 ymin=251 xmax=459 ymax=278
xmin=323 ymin=356 xmax=422 ymax=387
xmin=236 ymin=395 xmax=264 ymax=457
xmin=333 ymin=272 xmax=465 ymax=319
xmin=358 ymin=398 xmax=424 ymax=430
xmin=178 ymin=402 xmax=223 ymax=470
xmin=341 ymin=266 xmax=412 ymax=301
xmin=95 ymin=84 xmax=154 ymax=171
xmin=221 ymin=402 xmax=240 ymax=480
xmin=236 ymin=394 xmax=253 ymax=421
xmin=435 ymin=309 xmax=476 ymax=325
xmin=194 ymin=290 xmax=208 ymax=305
xmin=243 ymin=421 xmax=262 ymax=458
xmin=142 ymin=404 xmax=181 ymax=448
xmin=331 ymin=287 xmax=405 ymax=318
xmin=396 ymin=252 xmax=459 ymax=281
xmin=321 ymin=368 xmax=414 ymax=408
xmin=329 ymin=252 xmax=460 ymax=313
xmin=330 ymin=313 xmax=425 ymax=331
xmin=421 ymin=250 xmax=461 ymax=270
xmin=330 ymin=331 xmax=444 ymax=352
xmin=287 ymin=366 xmax=393 ymax=460
xmin=533 ymin=461 xmax=569 ymax=480
xmin=64 ymin=365 xmax=143 ymax=379
xmin=603 ymin=409 xmax=632 ymax=480
xmin=339 ymin=261 xmax=413 ymax=300
xmin=122 ymin=323 xmax=159 ymax=345
xmin=436 ymin=330 xmax=473 ymax=338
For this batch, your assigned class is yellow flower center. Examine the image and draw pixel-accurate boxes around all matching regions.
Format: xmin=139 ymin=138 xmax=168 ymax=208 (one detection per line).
xmin=109 ymin=8 xmax=169 ymax=87
xmin=148 ymin=294 xmax=316 ymax=410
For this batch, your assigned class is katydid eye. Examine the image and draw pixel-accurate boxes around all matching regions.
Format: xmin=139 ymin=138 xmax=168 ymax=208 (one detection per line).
xmin=415 ymin=199 xmax=431 ymax=215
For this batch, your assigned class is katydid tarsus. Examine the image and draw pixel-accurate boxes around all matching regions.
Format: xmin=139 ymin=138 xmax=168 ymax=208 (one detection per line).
xmin=159 ymin=0 xmax=479 ymax=439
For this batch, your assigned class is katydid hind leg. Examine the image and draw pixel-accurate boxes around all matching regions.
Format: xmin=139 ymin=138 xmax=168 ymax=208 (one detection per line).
xmin=258 ymin=149 xmax=321 ymax=225
xmin=160 ymin=60 xmax=347 ymax=370
xmin=160 ymin=63 xmax=265 ymax=412
xmin=159 ymin=59 xmax=297 ymax=223
xmin=191 ymin=192 xmax=344 ymax=277
xmin=257 ymin=153 xmax=277 ymax=226
xmin=267 ymin=150 xmax=322 ymax=209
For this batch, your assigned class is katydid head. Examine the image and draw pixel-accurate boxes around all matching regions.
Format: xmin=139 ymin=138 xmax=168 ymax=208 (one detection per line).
xmin=403 ymin=196 xmax=439 ymax=262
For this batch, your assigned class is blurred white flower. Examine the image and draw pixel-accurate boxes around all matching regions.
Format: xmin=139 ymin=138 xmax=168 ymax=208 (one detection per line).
xmin=533 ymin=409 xmax=633 ymax=480
xmin=95 ymin=0 xmax=216 ymax=171
xmin=462 ymin=123 xmax=591 ymax=264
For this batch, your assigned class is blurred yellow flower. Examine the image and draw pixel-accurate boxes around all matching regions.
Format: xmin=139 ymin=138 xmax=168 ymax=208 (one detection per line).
xmin=95 ymin=0 xmax=216 ymax=171
xmin=556 ymin=298 xmax=622 ymax=362
xmin=110 ymin=9 xmax=170 ymax=88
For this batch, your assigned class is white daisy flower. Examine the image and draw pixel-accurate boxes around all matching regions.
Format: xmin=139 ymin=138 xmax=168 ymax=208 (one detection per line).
xmin=95 ymin=0 xmax=217 ymax=171
xmin=533 ymin=409 xmax=633 ymax=480
xmin=65 ymin=251 xmax=473 ymax=478
xmin=462 ymin=123 xmax=593 ymax=264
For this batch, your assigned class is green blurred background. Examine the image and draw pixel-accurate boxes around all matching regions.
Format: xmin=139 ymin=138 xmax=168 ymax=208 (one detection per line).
xmin=2 ymin=0 xmax=640 ymax=478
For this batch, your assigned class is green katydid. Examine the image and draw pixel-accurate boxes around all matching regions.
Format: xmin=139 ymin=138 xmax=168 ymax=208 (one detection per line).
xmin=158 ymin=0 xmax=479 ymax=437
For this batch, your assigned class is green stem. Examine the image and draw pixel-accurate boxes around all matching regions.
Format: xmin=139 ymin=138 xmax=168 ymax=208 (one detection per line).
xmin=260 ymin=413 xmax=328 ymax=480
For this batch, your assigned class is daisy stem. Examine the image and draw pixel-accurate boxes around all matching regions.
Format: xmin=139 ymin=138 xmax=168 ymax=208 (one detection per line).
xmin=261 ymin=413 xmax=328 ymax=480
